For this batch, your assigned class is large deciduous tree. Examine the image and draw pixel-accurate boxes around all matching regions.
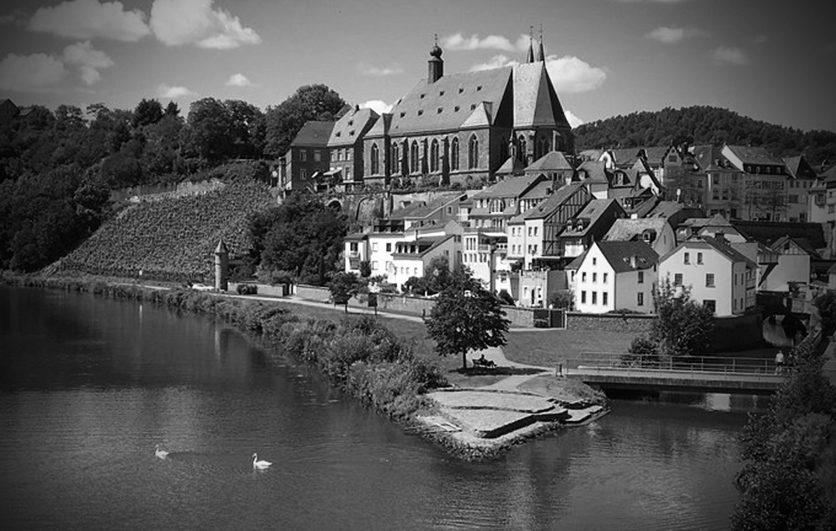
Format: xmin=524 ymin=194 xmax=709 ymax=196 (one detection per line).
xmin=650 ymin=278 xmax=715 ymax=357
xmin=264 ymin=84 xmax=346 ymax=158
xmin=249 ymin=192 xmax=347 ymax=285
xmin=425 ymin=269 xmax=510 ymax=370
xmin=329 ymin=271 xmax=361 ymax=312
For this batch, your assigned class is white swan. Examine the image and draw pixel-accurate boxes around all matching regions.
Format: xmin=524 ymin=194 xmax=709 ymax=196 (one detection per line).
xmin=252 ymin=453 xmax=272 ymax=469
xmin=155 ymin=444 xmax=169 ymax=459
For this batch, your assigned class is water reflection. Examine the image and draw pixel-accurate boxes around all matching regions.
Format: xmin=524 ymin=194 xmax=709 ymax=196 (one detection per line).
xmin=0 ymin=287 xmax=751 ymax=531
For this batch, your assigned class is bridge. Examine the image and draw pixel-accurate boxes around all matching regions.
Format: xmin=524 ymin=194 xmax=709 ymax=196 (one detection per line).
xmin=561 ymin=353 xmax=788 ymax=395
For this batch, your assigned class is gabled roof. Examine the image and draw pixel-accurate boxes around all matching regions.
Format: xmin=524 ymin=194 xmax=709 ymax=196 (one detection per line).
xmin=391 ymin=234 xmax=454 ymax=258
xmin=610 ymin=146 xmax=672 ymax=167
xmin=724 ymin=145 xmax=784 ymax=166
xmin=783 ymin=155 xmax=818 ymax=180
xmin=660 ymin=236 xmax=756 ymax=268
xmin=290 ymin=121 xmax=335 ymax=147
xmin=525 ymin=150 xmax=574 ymax=172
xmin=646 ymin=201 xmax=704 ymax=221
xmin=730 ymin=220 xmax=826 ymax=250
xmin=390 ymin=192 xmax=465 ymax=220
xmin=472 ymin=174 xmax=546 ymax=200
xmin=328 ymin=107 xmax=378 ymax=146
xmin=496 ymin=156 xmax=526 ymax=175
xmin=519 ymin=182 xmax=586 ymax=221
xmin=561 ymin=199 xmax=623 ymax=237
xmin=365 ymin=113 xmax=392 ymax=137
xmin=595 ymin=241 xmax=659 ymax=273
xmin=770 ymin=235 xmax=820 ymax=258
xmin=605 ymin=218 xmax=669 ymax=242
xmin=691 ymin=145 xmax=733 ymax=172
xmin=576 ymin=160 xmax=610 ymax=183
xmin=387 ymin=67 xmax=512 ymax=135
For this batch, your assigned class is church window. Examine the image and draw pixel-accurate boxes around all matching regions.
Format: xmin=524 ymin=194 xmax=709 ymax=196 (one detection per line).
xmin=451 ymin=138 xmax=460 ymax=171
xmin=430 ymin=140 xmax=440 ymax=172
xmin=410 ymin=141 xmax=420 ymax=173
xmin=371 ymin=144 xmax=380 ymax=175
xmin=537 ymin=136 xmax=550 ymax=159
xmin=468 ymin=135 xmax=479 ymax=170
xmin=391 ymin=144 xmax=400 ymax=174
xmin=518 ymin=135 xmax=527 ymax=162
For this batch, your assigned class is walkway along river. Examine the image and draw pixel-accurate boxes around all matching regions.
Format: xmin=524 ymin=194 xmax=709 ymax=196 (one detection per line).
xmin=0 ymin=286 xmax=765 ymax=530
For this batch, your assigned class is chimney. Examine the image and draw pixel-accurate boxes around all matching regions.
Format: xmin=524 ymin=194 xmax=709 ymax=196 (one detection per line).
xmin=715 ymin=230 xmax=726 ymax=243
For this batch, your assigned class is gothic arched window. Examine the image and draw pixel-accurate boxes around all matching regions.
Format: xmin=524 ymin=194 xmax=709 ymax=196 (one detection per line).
xmin=518 ymin=135 xmax=527 ymax=163
xmin=371 ymin=143 xmax=380 ymax=175
xmin=537 ymin=136 xmax=550 ymax=160
xmin=468 ymin=135 xmax=479 ymax=170
xmin=451 ymin=138 xmax=460 ymax=171
xmin=410 ymin=141 xmax=420 ymax=173
xmin=430 ymin=139 xmax=440 ymax=172
xmin=390 ymin=144 xmax=399 ymax=174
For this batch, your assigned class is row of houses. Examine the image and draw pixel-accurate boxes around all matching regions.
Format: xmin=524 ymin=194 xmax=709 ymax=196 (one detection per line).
xmin=342 ymin=161 xmax=828 ymax=317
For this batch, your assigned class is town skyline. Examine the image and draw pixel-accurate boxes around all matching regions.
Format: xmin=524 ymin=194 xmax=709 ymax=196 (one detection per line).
xmin=1 ymin=0 xmax=835 ymax=133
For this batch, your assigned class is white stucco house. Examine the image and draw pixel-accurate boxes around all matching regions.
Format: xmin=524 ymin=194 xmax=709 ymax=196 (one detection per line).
xmin=572 ymin=240 xmax=659 ymax=314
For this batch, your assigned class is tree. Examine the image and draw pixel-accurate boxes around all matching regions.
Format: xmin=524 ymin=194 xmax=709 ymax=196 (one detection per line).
xmin=264 ymin=84 xmax=346 ymax=157
xmin=425 ymin=269 xmax=511 ymax=370
xmin=133 ymin=98 xmax=164 ymax=128
xmin=185 ymin=97 xmax=234 ymax=162
xmin=813 ymin=291 xmax=836 ymax=335
xmin=249 ymin=192 xmax=347 ymax=285
xmin=651 ymin=278 xmax=715 ymax=357
xmin=548 ymin=289 xmax=574 ymax=310
xmin=329 ymin=272 xmax=360 ymax=312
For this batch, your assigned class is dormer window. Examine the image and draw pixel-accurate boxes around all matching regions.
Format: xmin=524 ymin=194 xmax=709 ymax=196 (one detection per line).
xmin=439 ymin=91 xmax=445 ymax=96
xmin=335 ymin=131 xmax=341 ymax=137
xmin=470 ymin=104 xmax=476 ymax=110
xmin=348 ymin=120 xmax=353 ymax=126
xmin=417 ymin=110 xmax=423 ymax=116
xmin=420 ymin=94 xmax=425 ymax=99
xmin=437 ymin=108 xmax=443 ymax=114
xmin=400 ymin=112 xmax=406 ymax=118
xmin=476 ymin=85 xmax=482 ymax=91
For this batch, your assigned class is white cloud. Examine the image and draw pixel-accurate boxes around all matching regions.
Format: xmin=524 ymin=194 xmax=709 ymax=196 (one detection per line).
xmin=442 ymin=32 xmax=528 ymax=52
xmin=157 ymin=84 xmax=197 ymax=98
xmin=547 ymin=55 xmax=607 ymax=93
xmin=645 ymin=26 xmax=707 ymax=44
xmin=359 ymin=63 xmax=403 ymax=76
xmin=150 ymin=0 xmax=260 ymax=49
xmin=28 ymin=0 xmax=150 ymax=42
xmin=0 ymin=53 xmax=68 ymax=91
xmin=63 ymin=41 xmax=114 ymax=85
xmin=470 ymin=54 xmax=606 ymax=93
xmin=226 ymin=73 xmax=252 ymax=87
xmin=358 ymin=100 xmax=393 ymax=115
xmin=712 ymin=46 xmax=748 ymax=66
xmin=564 ymin=110 xmax=584 ymax=129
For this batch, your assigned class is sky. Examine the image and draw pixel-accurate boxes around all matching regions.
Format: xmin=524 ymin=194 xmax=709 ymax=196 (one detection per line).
xmin=1 ymin=0 xmax=835 ymax=132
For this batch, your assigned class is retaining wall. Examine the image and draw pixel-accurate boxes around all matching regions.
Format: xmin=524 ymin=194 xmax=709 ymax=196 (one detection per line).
xmin=567 ymin=312 xmax=655 ymax=334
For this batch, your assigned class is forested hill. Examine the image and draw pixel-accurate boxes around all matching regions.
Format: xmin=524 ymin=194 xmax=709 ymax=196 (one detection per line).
xmin=573 ymin=106 xmax=836 ymax=168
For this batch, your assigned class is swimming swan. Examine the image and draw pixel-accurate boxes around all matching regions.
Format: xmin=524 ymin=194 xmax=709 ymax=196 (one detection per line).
xmin=252 ymin=453 xmax=272 ymax=469
xmin=155 ymin=444 xmax=169 ymax=459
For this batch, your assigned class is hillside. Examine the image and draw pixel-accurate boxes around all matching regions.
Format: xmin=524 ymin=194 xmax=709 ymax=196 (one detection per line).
xmin=60 ymin=179 xmax=275 ymax=283
xmin=573 ymin=106 xmax=836 ymax=168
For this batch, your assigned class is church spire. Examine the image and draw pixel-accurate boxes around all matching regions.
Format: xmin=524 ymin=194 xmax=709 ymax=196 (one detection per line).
xmin=428 ymin=33 xmax=443 ymax=83
xmin=537 ymin=25 xmax=545 ymax=62
xmin=526 ymin=26 xmax=534 ymax=63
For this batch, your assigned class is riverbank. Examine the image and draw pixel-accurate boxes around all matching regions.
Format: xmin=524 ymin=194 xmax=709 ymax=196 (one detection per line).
xmin=1 ymin=273 xmax=608 ymax=460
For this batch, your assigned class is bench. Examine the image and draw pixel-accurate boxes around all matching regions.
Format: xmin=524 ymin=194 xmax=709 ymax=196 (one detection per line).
xmin=472 ymin=357 xmax=497 ymax=369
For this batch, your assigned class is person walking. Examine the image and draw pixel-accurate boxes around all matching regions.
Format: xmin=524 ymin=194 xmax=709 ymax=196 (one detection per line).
xmin=775 ymin=349 xmax=785 ymax=374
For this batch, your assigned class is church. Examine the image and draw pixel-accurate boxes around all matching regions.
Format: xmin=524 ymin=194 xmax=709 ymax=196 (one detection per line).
xmin=281 ymin=35 xmax=575 ymax=192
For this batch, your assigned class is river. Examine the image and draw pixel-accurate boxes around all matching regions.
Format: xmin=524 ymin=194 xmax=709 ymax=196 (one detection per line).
xmin=0 ymin=286 xmax=762 ymax=530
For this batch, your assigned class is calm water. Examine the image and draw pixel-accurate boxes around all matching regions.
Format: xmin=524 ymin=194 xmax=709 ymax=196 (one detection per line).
xmin=0 ymin=287 xmax=759 ymax=530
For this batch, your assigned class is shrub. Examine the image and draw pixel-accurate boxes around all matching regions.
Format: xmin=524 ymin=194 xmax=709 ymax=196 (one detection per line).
xmin=237 ymin=283 xmax=258 ymax=295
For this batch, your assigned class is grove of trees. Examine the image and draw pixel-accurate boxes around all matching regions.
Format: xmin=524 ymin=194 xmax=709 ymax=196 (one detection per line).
xmin=574 ymin=105 xmax=836 ymax=168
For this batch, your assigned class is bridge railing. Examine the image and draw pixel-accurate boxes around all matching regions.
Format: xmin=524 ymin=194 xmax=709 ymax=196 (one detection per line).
xmin=565 ymin=352 xmax=781 ymax=376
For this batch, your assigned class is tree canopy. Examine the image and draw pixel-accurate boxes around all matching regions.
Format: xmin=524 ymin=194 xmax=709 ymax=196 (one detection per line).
xmin=574 ymin=105 xmax=836 ymax=168
xmin=425 ymin=268 xmax=510 ymax=370
xmin=650 ymin=278 xmax=715 ymax=357
xmin=264 ymin=84 xmax=347 ymax=158
xmin=248 ymin=192 xmax=347 ymax=285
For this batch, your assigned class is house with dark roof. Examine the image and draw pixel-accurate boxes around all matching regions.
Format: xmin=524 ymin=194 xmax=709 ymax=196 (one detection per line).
xmin=571 ymin=240 xmax=659 ymax=314
xmin=524 ymin=150 xmax=576 ymax=185
xmin=468 ymin=174 xmax=550 ymax=231
xmin=558 ymin=198 xmax=625 ymax=261
xmin=355 ymin=38 xmax=574 ymax=188
xmin=279 ymin=121 xmax=334 ymax=192
xmin=505 ymin=181 xmax=591 ymax=269
xmin=605 ymin=217 xmax=677 ymax=257
xmin=0 ymin=99 xmax=20 ymax=124
xmin=389 ymin=225 xmax=463 ymax=290
xmin=326 ymin=107 xmax=379 ymax=190
xmin=658 ymin=236 xmax=757 ymax=316
xmin=783 ymin=155 xmax=818 ymax=222
xmin=389 ymin=191 xmax=467 ymax=230
xmin=722 ymin=145 xmax=791 ymax=222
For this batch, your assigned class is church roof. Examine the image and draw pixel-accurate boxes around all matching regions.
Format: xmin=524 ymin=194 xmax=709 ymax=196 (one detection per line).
xmin=526 ymin=150 xmax=574 ymax=172
xmin=290 ymin=121 xmax=334 ymax=148
xmin=365 ymin=113 xmax=392 ymax=138
xmin=387 ymin=67 xmax=512 ymax=135
xmin=513 ymin=62 xmax=570 ymax=129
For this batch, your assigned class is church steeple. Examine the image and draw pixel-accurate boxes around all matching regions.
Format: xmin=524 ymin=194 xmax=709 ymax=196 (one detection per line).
xmin=428 ymin=34 xmax=444 ymax=83
xmin=525 ymin=26 xmax=535 ymax=63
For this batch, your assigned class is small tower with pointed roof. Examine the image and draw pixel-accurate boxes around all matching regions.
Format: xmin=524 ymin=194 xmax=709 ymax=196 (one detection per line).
xmin=428 ymin=34 xmax=444 ymax=83
xmin=537 ymin=25 xmax=546 ymax=62
xmin=214 ymin=238 xmax=229 ymax=291
xmin=525 ymin=26 xmax=535 ymax=63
